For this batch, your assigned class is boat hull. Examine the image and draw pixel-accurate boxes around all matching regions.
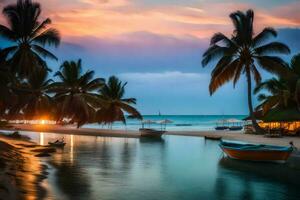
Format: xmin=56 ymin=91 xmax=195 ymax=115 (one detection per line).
xmin=228 ymin=126 xmax=243 ymax=131
xmin=139 ymin=128 xmax=165 ymax=138
xmin=204 ymin=136 xmax=222 ymax=140
xmin=220 ymin=141 xmax=293 ymax=162
xmin=48 ymin=142 xmax=66 ymax=147
xmin=215 ymin=126 xmax=229 ymax=130
xmin=221 ymin=147 xmax=292 ymax=162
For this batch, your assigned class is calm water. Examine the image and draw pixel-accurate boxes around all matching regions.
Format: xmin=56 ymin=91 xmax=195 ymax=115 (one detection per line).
xmin=15 ymin=131 xmax=300 ymax=200
xmin=84 ymin=115 xmax=246 ymax=131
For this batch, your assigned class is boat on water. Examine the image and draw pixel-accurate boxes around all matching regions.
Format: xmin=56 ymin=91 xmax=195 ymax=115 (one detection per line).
xmin=219 ymin=140 xmax=294 ymax=162
xmin=204 ymin=136 xmax=222 ymax=140
xmin=139 ymin=128 xmax=165 ymax=138
xmin=48 ymin=139 xmax=66 ymax=147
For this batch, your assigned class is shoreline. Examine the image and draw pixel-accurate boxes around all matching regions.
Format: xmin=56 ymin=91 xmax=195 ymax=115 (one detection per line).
xmin=0 ymin=135 xmax=51 ymax=200
xmin=1 ymin=124 xmax=300 ymax=199
xmin=2 ymin=124 xmax=300 ymax=148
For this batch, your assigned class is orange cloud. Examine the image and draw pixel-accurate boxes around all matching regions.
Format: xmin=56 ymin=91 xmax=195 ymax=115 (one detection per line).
xmin=1 ymin=0 xmax=299 ymax=40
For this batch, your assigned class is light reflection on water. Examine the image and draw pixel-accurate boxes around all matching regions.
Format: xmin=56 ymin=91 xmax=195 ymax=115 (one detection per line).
xmin=39 ymin=132 xmax=44 ymax=145
xmin=19 ymin=131 xmax=300 ymax=200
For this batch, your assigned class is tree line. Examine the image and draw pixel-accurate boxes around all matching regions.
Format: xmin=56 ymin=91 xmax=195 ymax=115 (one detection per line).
xmin=0 ymin=0 xmax=142 ymax=127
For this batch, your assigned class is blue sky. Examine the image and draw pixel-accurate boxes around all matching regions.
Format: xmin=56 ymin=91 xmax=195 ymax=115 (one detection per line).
xmin=51 ymin=28 xmax=300 ymax=115
xmin=1 ymin=0 xmax=300 ymax=114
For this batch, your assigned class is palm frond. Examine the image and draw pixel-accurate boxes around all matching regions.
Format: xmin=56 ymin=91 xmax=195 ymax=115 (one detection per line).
xmin=290 ymin=53 xmax=300 ymax=75
xmin=210 ymin=32 xmax=235 ymax=46
xmin=32 ymin=45 xmax=58 ymax=60
xmin=0 ymin=25 xmax=16 ymax=41
xmin=253 ymin=27 xmax=277 ymax=47
xmin=117 ymin=102 xmax=142 ymax=120
xmin=31 ymin=18 xmax=51 ymax=38
xmin=209 ymin=59 xmax=240 ymax=95
xmin=202 ymin=45 xmax=231 ymax=67
xmin=256 ymin=56 xmax=289 ymax=76
xmin=255 ymin=42 xmax=290 ymax=55
xmin=32 ymin=28 xmax=60 ymax=47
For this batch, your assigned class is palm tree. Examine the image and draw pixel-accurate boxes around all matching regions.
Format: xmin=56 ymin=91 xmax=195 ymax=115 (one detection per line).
xmin=11 ymin=67 xmax=54 ymax=119
xmin=50 ymin=59 xmax=104 ymax=127
xmin=202 ymin=9 xmax=290 ymax=133
xmin=0 ymin=53 xmax=14 ymax=116
xmin=95 ymin=76 xmax=142 ymax=126
xmin=288 ymin=54 xmax=300 ymax=110
xmin=0 ymin=0 xmax=60 ymax=76
xmin=254 ymin=78 xmax=290 ymax=114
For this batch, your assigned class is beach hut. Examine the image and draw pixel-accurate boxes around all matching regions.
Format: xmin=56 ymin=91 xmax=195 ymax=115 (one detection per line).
xmin=260 ymin=107 xmax=300 ymax=135
xmin=244 ymin=107 xmax=300 ymax=135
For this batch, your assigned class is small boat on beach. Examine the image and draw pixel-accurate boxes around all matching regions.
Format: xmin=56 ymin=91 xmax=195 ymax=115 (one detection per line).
xmin=215 ymin=119 xmax=229 ymax=130
xmin=204 ymin=136 xmax=222 ymax=140
xmin=139 ymin=128 xmax=165 ymax=138
xmin=215 ymin=126 xmax=229 ymax=130
xmin=219 ymin=140 xmax=294 ymax=162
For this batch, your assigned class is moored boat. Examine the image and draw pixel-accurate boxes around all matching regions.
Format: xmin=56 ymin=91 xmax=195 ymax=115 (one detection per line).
xmin=204 ymin=136 xmax=222 ymax=140
xmin=219 ymin=140 xmax=294 ymax=162
xmin=215 ymin=126 xmax=229 ymax=130
xmin=139 ymin=128 xmax=165 ymax=138
xmin=228 ymin=126 xmax=243 ymax=131
xmin=48 ymin=139 xmax=66 ymax=147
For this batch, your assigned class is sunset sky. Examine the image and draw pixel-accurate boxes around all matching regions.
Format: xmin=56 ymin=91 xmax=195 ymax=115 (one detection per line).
xmin=1 ymin=0 xmax=300 ymax=114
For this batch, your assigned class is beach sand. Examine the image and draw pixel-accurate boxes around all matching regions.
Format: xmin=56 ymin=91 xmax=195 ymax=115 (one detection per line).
xmin=0 ymin=135 xmax=51 ymax=200
xmin=3 ymin=124 xmax=300 ymax=148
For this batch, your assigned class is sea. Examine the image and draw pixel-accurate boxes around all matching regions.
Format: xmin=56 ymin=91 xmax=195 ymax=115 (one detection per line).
xmin=84 ymin=115 xmax=246 ymax=131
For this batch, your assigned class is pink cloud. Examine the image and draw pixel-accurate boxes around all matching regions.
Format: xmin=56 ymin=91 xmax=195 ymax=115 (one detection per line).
xmin=0 ymin=0 xmax=299 ymax=40
xmin=271 ymin=2 xmax=300 ymax=25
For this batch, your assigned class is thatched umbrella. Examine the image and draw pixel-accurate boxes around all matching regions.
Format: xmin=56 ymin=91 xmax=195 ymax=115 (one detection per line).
xmin=141 ymin=120 xmax=156 ymax=128
xmin=157 ymin=119 xmax=173 ymax=130
xmin=262 ymin=107 xmax=300 ymax=122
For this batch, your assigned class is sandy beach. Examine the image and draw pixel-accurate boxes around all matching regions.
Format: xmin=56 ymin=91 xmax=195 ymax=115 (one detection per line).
xmin=0 ymin=134 xmax=53 ymax=200
xmin=3 ymin=124 xmax=300 ymax=149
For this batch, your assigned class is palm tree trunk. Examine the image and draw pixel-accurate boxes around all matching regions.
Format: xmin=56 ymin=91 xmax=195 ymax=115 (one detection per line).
xmin=246 ymin=69 xmax=263 ymax=134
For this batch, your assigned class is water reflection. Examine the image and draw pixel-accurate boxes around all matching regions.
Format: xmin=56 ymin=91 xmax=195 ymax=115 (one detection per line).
xmin=51 ymin=162 xmax=92 ymax=200
xmin=15 ymin=132 xmax=300 ymax=200
xmin=70 ymin=134 xmax=74 ymax=164
xmin=120 ymin=139 xmax=135 ymax=171
xmin=216 ymin=157 xmax=300 ymax=199
xmin=39 ymin=132 xmax=44 ymax=145
xmin=139 ymin=137 xmax=165 ymax=144
xmin=97 ymin=137 xmax=113 ymax=172
xmin=218 ymin=157 xmax=300 ymax=185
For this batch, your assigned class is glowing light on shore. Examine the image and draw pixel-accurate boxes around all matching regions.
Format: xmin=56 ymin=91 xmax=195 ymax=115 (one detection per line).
xmin=41 ymin=120 xmax=46 ymax=125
